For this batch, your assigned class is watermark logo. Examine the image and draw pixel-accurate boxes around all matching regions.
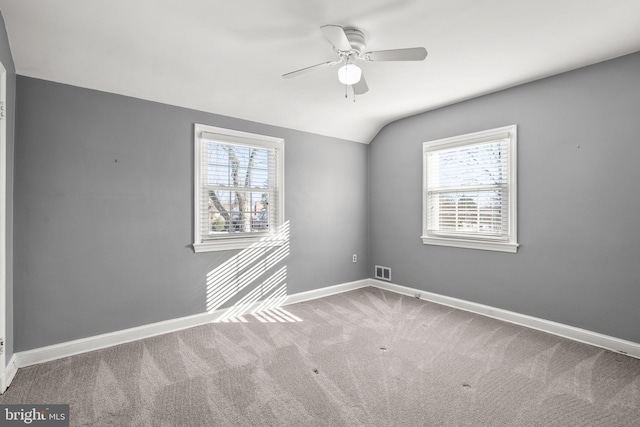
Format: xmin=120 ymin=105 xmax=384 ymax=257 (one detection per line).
xmin=0 ymin=405 xmax=68 ymax=426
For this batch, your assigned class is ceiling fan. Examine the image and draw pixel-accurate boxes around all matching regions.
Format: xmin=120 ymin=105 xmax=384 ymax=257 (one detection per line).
xmin=282 ymin=25 xmax=428 ymax=97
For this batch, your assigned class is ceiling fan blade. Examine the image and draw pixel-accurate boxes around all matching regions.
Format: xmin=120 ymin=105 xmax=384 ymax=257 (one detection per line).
xmin=320 ymin=24 xmax=352 ymax=51
xmin=353 ymin=74 xmax=369 ymax=95
xmin=282 ymin=60 xmax=338 ymax=79
xmin=363 ymin=47 xmax=428 ymax=62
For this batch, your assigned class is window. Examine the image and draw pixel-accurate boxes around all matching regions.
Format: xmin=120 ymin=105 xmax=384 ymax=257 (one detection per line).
xmin=193 ymin=124 xmax=284 ymax=252
xmin=422 ymin=125 xmax=518 ymax=253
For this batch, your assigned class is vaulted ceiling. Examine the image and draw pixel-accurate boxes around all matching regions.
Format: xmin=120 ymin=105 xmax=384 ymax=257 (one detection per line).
xmin=1 ymin=0 xmax=639 ymax=143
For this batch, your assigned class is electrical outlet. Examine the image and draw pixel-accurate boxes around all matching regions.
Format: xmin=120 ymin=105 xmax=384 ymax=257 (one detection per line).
xmin=352 ymin=254 xmax=357 ymax=263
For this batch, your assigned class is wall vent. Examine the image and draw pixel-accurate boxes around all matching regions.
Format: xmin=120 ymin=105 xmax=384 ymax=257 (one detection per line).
xmin=374 ymin=265 xmax=391 ymax=281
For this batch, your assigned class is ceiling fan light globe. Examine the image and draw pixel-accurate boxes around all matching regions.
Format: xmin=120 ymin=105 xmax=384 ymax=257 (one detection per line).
xmin=338 ymin=64 xmax=362 ymax=85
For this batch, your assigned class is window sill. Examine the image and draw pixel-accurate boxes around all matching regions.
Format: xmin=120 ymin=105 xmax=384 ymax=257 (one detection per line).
xmin=421 ymin=236 xmax=519 ymax=253
xmin=193 ymin=236 xmax=285 ymax=253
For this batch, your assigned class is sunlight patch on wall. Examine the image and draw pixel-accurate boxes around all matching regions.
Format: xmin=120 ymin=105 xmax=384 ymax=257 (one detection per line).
xmin=206 ymin=221 xmax=299 ymax=322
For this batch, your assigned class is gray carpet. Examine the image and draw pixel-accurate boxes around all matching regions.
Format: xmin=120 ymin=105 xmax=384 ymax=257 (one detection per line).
xmin=2 ymin=287 xmax=640 ymax=426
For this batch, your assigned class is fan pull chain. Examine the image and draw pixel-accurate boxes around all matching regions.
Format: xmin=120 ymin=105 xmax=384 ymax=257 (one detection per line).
xmin=344 ymin=57 xmax=349 ymax=99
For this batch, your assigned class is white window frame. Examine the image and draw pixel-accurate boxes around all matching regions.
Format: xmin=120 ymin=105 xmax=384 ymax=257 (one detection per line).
xmin=422 ymin=125 xmax=518 ymax=253
xmin=193 ymin=124 xmax=284 ymax=253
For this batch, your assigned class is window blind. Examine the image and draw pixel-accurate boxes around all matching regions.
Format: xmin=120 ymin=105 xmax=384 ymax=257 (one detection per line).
xmin=425 ymin=138 xmax=510 ymax=241
xmin=199 ymin=137 xmax=280 ymax=241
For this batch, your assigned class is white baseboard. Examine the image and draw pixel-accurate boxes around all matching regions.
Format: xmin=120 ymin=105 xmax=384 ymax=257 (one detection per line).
xmin=1 ymin=354 xmax=17 ymax=393
xmin=284 ymin=279 xmax=369 ymax=306
xmin=14 ymin=279 xmax=369 ymax=371
xmin=10 ymin=276 xmax=639 ymax=385
xmin=17 ymin=311 xmax=218 ymax=369
xmin=369 ymin=278 xmax=640 ymax=359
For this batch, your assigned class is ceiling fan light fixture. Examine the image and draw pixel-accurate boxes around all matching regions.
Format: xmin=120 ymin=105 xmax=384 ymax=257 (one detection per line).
xmin=337 ymin=63 xmax=362 ymax=85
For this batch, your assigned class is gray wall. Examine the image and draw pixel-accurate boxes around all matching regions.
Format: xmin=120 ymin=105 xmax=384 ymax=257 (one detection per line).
xmin=369 ymin=51 xmax=640 ymax=343
xmin=0 ymin=11 xmax=15 ymax=363
xmin=14 ymin=77 xmax=369 ymax=351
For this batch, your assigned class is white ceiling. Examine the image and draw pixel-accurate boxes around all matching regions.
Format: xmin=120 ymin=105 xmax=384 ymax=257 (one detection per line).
xmin=1 ymin=0 xmax=639 ymax=144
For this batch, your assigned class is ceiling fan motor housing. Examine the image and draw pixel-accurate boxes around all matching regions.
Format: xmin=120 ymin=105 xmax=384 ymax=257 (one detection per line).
xmin=339 ymin=28 xmax=366 ymax=57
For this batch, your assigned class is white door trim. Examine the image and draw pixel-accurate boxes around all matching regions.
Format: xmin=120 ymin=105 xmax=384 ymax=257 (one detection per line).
xmin=0 ymin=59 xmax=7 ymax=392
